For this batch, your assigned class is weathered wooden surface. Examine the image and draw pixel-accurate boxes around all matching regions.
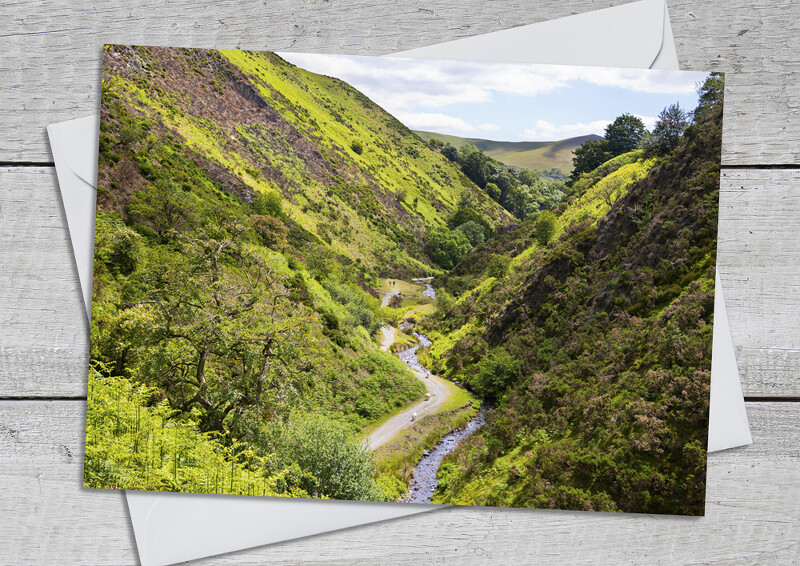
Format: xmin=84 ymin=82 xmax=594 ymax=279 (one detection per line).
xmin=2 ymin=166 xmax=798 ymax=397
xmin=0 ymin=401 xmax=797 ymax=564
xmin=2 ymin=0 xmax=799 ymax=564
xmin=0 ymin=0 xmax=799 ymax=165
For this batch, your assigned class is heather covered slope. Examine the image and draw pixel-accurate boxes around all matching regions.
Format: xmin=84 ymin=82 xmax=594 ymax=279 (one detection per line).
xmin=418 ymin=103 xmax=722 ymax=515
xmin=98 ymin=46 xmax=512 ymax=276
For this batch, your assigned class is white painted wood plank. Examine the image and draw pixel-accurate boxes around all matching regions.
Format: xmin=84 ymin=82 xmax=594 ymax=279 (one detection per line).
xmin=2 ymin=167 xmax=799 ymax=397
xmin=0 ymin=0 xmax=799 ymax=165
xmin=0 ymin=167 xmax=89 ymax=397
xmin=718 ymin=169 xmax=800 ymax=397
xmin=0 ymin=400 xmax=797 ymax=565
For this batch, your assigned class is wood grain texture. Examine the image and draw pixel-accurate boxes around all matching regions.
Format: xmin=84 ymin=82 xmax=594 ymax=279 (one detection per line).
xmin=0 ymin=167 xmax=89 ymax=398
xmin=2 ymin=167 xmax=798 ymax=397
xmin=718 ymin=169 xmax=800 ymax=396
xmin=0 ymin=400 xmax=796 ymax=565
xmin=0 ymin=0 xmax=799 ymax=165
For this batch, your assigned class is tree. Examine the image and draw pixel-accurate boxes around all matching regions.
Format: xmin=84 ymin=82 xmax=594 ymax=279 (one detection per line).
xmin=270 ymin=413 xmax=382 ymax=500
xmin=253 ymin=189 xmax=284 ymax=218
xmin=426 ymin=227 xmax=472 ymax=269
xmin=446 ymin=207 xmax=492 ymax=239
xmin=458 ymin=144 xmax=490 ymax=188
xmin=598 ymin=177 xmax=624 ymax=207
xmin=534 ymin=211 xmax=558 ymax=246
xmin=645 ymin=103 xmax=689 ymax=156
xmin=504 ymin=184 xmax=538 ymax=220
xmin=456 ymin=221 xmax=486 ymax=247
xmin=485 ymin=181 xmax=501 ymax=202
xmin=95 ymin=221 xmax=316 ymax=440
xmin=604 ymin=114 xmax=647 ymax=156
xmin=127 ymin=181 xmax=196 ymax=243
xmin=251 ymin=214 xmax=288 ymax=248
xmin=694 ymin=72 xmax=724 ymax=121
xmin=570 ymin=139 xmax=612 ymax=183
xmin=441 ymin=143 xmax=459 ymax=162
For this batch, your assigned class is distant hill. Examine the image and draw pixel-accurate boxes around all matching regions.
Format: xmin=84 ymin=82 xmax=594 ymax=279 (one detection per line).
xmin=413 ymin=131 xmax=602 ymax=174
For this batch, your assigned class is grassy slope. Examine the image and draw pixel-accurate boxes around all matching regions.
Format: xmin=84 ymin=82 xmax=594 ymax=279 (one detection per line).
xmin=100 ymin=47 xmax=512 ymax=277
xmin=94 ymin=46 xmax=497 ymax=499
xmin=421 ymin=107 xmax=722 ymax=514
xmin=414 ymin=130 xmax=602 ymax=174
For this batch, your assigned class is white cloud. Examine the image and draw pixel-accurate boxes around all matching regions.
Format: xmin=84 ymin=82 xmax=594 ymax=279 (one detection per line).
xmin=549 ymin=67 xmax=704 ymax=95
xmin=279 ymin=53 xmax=570 ymax=113
xmin=395 ymin=112 xmax=476 ymax=132
xmin=279 ymin=53 xmax=705 ymax=114
xmin=635 ymin=114 xmax=658 ymax=130
xmin=520 ymin=119 xmax=611 ymax=141
xmin=478 ymin=123 xmax=501 ymax=131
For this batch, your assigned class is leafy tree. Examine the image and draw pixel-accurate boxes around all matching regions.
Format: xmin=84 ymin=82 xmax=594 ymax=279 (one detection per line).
xmin=468 ymin=349 xmax=520 ymax=402
xmin=269 ymin=413 xmax=382 ymax=500
xmin=458 ymin=144 xmax=490 ymax=188
xmin=251 ymin=214 xmax=288 ymax=248
xmin=427 ymin=137 xmax=444 ymax=150
xmin=516 ymin=168 xmax=542 ymax=188
xmin=599 ymin=177 xmax=624 ymax=206
xmin=486 ymin=254 xmax=511 ymax=278
xmin=456 ymin=221 xmax=486 ymax=247
xmin=127 ymin=181 xmax=196 ymax=243
xmin=456 ymin=190 xmax=478 ymax=211
xmin=487 ymin=169 xmax=514 ymax=201
xmin=485 ymin=181 xmax=501 ymax=202
xmin=693 ymin=72 xmax=724 ymax=120
xmin=534 ymin=211 xmax=558 ymax=246
xmin=645 ymin=103 xmax=689 ymax=156
xmin=95 ymin=221 xmax=316 ymax=440
xmin=446 ymin=207 xmax=492 ymax=239
xmin=570 ymin=139 xmax=612 ymax=183
xmin=441 ymin=143 xmax=459 ymax=162
xmin=350 ymin=139 xmax=363 ymax=154
xmin=94 ymin=215 xmax=142 ymax=276
xmin=253 ymin=189 xmax=284 ymax=218
xmin=426 ymin=226 xmax=472 ymax=269
xmin=503 ymin=184 xmax=537 ymax=219
xmin=604 ymin=113 xmax=647 ymax=156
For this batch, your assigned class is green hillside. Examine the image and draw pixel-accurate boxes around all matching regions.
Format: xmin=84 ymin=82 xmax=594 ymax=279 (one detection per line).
xmin=414 ymin=130 xmax=601 ymax=174
xmin=416 ymin=95 xmax=722 ymax=515
xmin=88 ymin=45 xmax=516 ymax=500
xmin=98 ymin=47 xmax=512 ymax=278
xmin=87 ymin=45 xmax=722 ymax=514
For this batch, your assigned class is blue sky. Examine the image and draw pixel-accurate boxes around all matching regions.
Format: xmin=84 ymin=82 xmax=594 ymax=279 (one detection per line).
xmin=279 ymin=53 xmax=710 ymax=142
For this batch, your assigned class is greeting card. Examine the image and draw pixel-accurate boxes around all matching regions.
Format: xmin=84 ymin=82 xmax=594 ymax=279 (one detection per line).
xmin=86 ymin=45 xmax=722 ymax=515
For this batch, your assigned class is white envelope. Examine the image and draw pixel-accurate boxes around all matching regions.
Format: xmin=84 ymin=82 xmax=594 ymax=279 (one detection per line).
xmin=48 ymin=1 xmax=751 ymax=564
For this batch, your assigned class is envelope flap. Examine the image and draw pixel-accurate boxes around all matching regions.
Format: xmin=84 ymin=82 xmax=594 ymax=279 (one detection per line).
xmin=48 ymin=114 xmax=100 ymax=186
xmin=395 ymin=0 xmax=666 ymax=69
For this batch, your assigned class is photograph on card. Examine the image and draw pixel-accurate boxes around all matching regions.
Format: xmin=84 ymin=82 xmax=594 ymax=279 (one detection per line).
xmin=86 ymin=45 xmax=722 ymax=515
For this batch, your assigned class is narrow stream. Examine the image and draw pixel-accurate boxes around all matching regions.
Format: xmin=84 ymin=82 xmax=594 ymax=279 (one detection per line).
xmin=405 ymin=407 xmax=485 ymax=503
xmin=394 ymin=281 xmax=485 ymax=504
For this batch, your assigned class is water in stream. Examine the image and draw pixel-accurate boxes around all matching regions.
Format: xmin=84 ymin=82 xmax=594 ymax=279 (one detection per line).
xmin=394 ymin=280 xmax=484 ymax=503
xmin=404 ymin=407 xmax=485 ymax=503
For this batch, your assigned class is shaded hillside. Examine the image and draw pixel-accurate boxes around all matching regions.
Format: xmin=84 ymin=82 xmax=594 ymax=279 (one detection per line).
xmin=414 ymin=130 xmax=601 ymax=174
xmin=419 ymin=100 xmax=722 ymax=515
xmin=98 ymin=46 xmax=512 ymax=277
